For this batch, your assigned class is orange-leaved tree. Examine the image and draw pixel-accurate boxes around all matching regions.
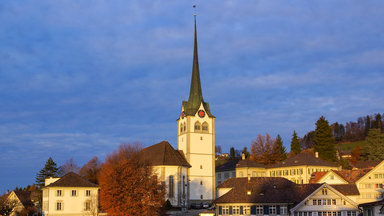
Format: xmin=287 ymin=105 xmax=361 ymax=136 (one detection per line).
xmin=99 ymin=144 xmax=165 ymax=216
xmin=250 ymin=133 xmax=276 ymax=165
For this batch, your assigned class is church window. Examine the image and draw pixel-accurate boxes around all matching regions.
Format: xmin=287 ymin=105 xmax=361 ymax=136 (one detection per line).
xmin=202 ymin=122 xmax=209 ymax=132
xmin=184 ymin=124 xmax=186 ymax=132
xmin=194 ymin=121 xmax=201 ymax=132
xmin=169 ymin=175 xmax=174 ymax=198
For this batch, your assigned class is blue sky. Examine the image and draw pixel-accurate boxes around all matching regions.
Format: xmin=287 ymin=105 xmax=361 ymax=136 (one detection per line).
xmin=1 ymin=0 xmax=383 ymax=192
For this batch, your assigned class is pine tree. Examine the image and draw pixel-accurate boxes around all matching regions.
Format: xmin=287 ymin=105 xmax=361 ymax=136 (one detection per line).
xmin=35 ymin=157 xmax=59 ymax=187
xmin=363 ymin=128 xmax=384 ymax=161
xmin=313 ymin=116 xmax=337 ymax=162
xmin=365 ymin=115 xmax=371 ymax=136
xmin=273 ymin=134 xmax=287 ymax=161
xmin=290 ymin=130 xmax=301 ymax=155
xmin=242 ymin=147 xmax=250 ymax=159
xmin=230 ymin=147 xmax=236 ymax=158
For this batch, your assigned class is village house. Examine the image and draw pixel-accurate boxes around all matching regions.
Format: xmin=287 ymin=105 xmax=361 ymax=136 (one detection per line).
xmin=310 ymin=160 xmax=384 ymax=204
xmin=2 ymin=190 xmax=36 ymax=216
xmin=359 ymin=199 xmax=384 ymax=216
xmin=215 ymin=177 xmax=360 ymax=216
xmin=42 ymin=172 xmax=100 ymax=216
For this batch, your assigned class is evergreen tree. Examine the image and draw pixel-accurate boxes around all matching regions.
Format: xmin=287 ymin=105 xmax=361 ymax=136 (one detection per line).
xmin=363 ymin=128 xmax=384 ymax=161
xmin=36 ymin=157 xmax=59 ymax=187
xmin=313 ymin=116 xmax=337 ymax=162
xmin=273 ymin=134 xmax=287 ymax=161
xmin=290 ymin=130 xmax=301 ymax=155
xmin=242 ymin=147 xmax=250 ymax=159
xmin=229 ymin=147 xmax=236 ymax=158
xmin=374 ymin=113 xmax=382 ymax=130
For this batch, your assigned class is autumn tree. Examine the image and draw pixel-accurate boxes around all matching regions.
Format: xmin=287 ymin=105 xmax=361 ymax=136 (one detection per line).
xmin=290 ymin=131 xmax=301 ymax=155
xmin=313 ymin=116 xmax=337 ymax=162
xmin=363 ymin=128 xmax=384 ymax=161
xmin=58 ymin=157 xmax=80 ymax=176
xmin=349 ymin=145 xmax=362 ymax=165
xmin=272 ymin=134 xmax=287 ymax=162
xmin=79 ymin=156 xmax=102 ymax=184
xmin=99 ymin=144 xmax=165 ymax=216
xmin=36 ymin=157 xmax=59 ymax=187
xmin=250 ymin=133 xmax=275 ymax=165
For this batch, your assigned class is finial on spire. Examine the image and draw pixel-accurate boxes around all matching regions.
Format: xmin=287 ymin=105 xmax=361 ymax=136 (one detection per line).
xmin=193 ymin=5 xmax=197 ymax=17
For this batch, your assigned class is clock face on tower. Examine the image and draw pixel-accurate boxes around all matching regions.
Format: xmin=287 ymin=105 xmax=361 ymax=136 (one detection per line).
xmin=198 ymin=110 xmax=205 ymax=118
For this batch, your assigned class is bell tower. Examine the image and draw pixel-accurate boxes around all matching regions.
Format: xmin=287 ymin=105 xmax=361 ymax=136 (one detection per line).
xmin=177 ymin=15 xmax=215 ymax=204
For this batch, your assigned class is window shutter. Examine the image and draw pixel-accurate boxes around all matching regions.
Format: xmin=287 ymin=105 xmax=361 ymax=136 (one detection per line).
xmin=264 ymin=205 xmax=269 ymax=215
xmin=229 ymin=206 xmax=233 ymax=215
xmin=251 ymin=205 xmax=256 ymax=214
xmin=219 ymin=206 xmax=222 ymax=215
xmin=240 ymin=206 xmax=243 ymax=215
xmin=277 ymin=205 xmax=280 ymax=215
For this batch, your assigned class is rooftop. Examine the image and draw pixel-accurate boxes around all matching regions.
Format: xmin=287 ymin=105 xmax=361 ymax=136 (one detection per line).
xmin=139 ymin=141 xmax=191 ymax=167
xmin=270 ymin=152 xmax=338 ymax=168
xmin=45 ymin=172 xmax=98 ymax=188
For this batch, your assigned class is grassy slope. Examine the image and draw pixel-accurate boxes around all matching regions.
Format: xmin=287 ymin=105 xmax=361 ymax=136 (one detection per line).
xmin=337 ymin=140 xmax=367 ymax=151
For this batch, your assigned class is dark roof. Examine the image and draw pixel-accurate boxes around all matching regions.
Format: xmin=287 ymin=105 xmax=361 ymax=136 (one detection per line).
xmin=181 ymin=17 xmax=213 ymax=118
xmin=236 ymin=160 xmax=265 ymax=168
xmin=13 ymin=191 xmax=34 ymax=207
xmin=353 ymin=160 xmax=381 ymax=169
xmin=270 ymin=153 xmax=338 ymax=168
xmin=359 ymin=199 xmax=384 ymax=207
xmin=216 ymin=160 xmax=239 ymax=172
xmin=139 ymin=141 xmax=191 ymax=167
xmin=46 ymin=172 xmax=98 ymax=187
xmin=215 ymin=177 xmax=321 ymax=204
xmin=331 ymin=184 xmax=360 ymax=196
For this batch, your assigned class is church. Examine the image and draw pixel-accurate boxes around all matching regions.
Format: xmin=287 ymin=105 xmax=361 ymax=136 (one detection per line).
xmin=140 ymin=16 xmax=216 ymax=208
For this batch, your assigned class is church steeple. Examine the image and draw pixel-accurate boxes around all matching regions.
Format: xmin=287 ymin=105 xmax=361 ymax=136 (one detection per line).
xmin=187 ymin=15 xmax=203 ymax=107
xmin=183 ymin=15 xmax=214 ymax=118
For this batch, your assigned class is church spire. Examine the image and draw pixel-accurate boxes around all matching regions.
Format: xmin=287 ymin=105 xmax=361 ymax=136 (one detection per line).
xmin=187 ymin=15 xmax=203 ymax=107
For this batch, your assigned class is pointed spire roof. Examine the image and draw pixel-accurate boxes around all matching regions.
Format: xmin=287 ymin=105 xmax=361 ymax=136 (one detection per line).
xmin=182 ymin=15 xmax=214 ymax=117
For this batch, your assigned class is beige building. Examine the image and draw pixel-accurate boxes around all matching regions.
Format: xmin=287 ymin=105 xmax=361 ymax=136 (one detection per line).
xmin=311 ymin=160 xmax=384 ymax=204
xmin=42 ymin=172 xmax=99 ymax=216
xmin=140 ymin=141 xmax=191 ymax=208
xmin=267 ymin=153 xmax=341 ymax=184
xmin=4 ymin=190 xmax=36 ymax=216
xmin=215 ymin=177 xmax=360 ymax=216
xmin=177 ymin=16 xmax=216 ymax=204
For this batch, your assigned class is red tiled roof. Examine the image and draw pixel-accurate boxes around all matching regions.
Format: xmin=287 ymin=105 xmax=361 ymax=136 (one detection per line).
xmin=309 ymin=171 xmax=328 ymax=183
xmin=333 ymin=169 xmax=371 ymax=183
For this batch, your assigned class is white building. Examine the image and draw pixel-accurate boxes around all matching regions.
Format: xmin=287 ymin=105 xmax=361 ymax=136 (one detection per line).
xmin=176 ymin=16 xmax=216 ymax=204
xmin=42 ymin=172 xmax=100 ymax=216
xmin=139 ymin=141 xmax=191 ymax=208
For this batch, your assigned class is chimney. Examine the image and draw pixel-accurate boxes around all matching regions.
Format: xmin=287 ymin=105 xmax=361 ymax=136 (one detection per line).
xmin=315 ymin=152 xmax=319 ymax=158
xmin=242 ymin=153 xmax=245 ymax=160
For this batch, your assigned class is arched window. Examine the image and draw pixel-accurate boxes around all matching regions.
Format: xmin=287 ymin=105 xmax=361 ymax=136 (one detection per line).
xmin=183 ymin=124 xmax=186 ymax=132
xmin=180 ymin=123 xmax=183 ymax=133
xmin=194 ymin=121 xmax=201 ymax=132
xmin=169 ymin=175 xmax=174 ymax=198
xmin=202 ymin=122 xmax=209 ymax=133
